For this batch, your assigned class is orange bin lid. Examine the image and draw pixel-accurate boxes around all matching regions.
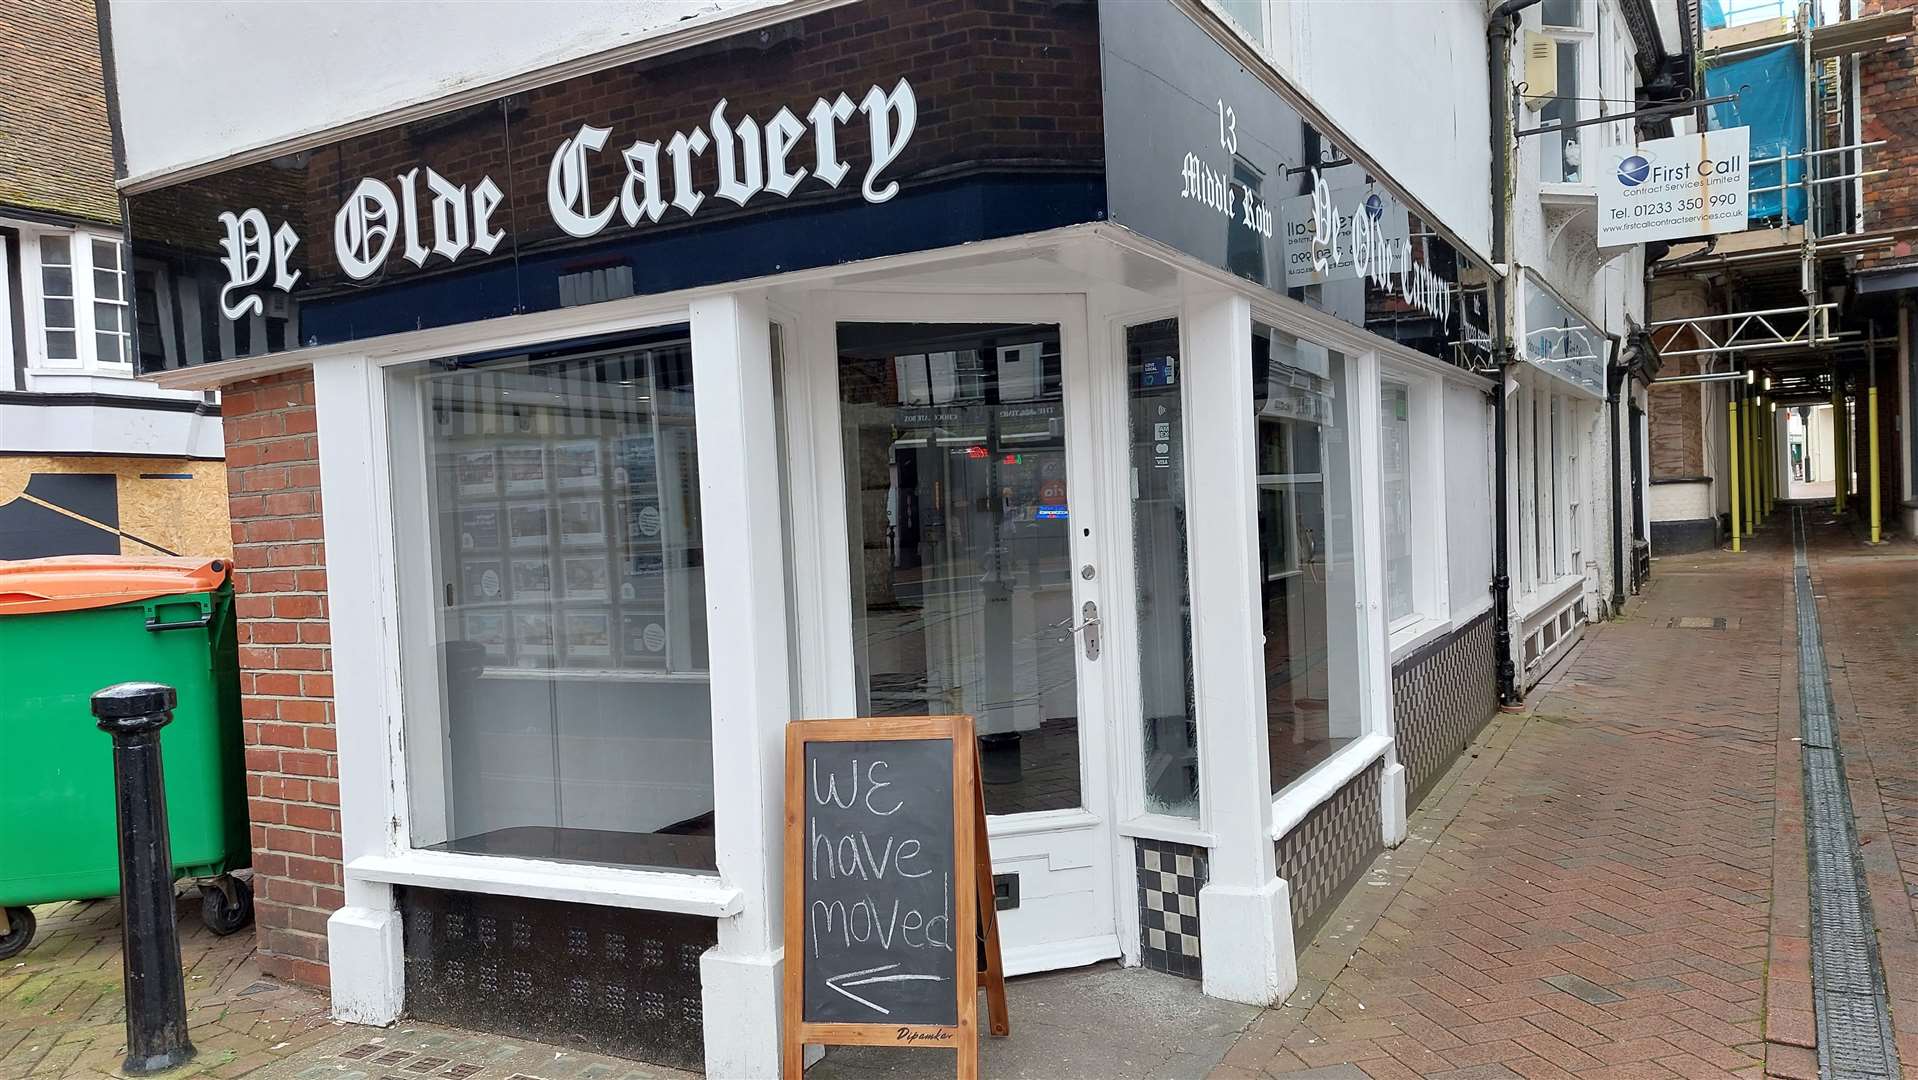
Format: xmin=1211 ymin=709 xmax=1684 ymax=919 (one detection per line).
xmin=0 ymin=555 xmax=230 ymax=616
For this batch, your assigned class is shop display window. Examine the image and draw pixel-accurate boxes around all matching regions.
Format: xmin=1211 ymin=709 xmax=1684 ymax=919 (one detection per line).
xmin=387 ymin=325 xmax=716 ymax=873
xmin=1126 ymin=319 xmax=1199 ymax=819
xmin=1251 ymin=322 xmax=1366 ymax=793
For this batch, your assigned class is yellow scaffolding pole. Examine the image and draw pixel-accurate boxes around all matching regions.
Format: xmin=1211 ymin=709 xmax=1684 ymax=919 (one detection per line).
xmin=1728 ymin=393 xmax=1743 ymax=552
xmin=1745 ymin=394 xmax=1758 ymax=535
xmin=1868 ymin=343 xmax=1883 ymax=544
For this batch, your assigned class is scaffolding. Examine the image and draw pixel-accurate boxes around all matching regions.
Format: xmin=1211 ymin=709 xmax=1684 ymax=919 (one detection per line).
xmin=1648 ymin=2 xmax=1911 ymax=545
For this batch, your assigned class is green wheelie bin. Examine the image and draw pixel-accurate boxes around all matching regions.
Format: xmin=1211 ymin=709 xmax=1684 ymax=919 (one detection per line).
xmin=0 ymin=555 xmax=254 ymax=959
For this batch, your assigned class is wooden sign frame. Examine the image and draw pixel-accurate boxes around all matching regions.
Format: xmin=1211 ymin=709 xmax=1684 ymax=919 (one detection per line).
xmin=782 ymin=715 xmax=1008 ymax=1079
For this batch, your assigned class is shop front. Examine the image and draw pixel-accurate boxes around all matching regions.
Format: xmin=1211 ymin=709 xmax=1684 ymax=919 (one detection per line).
xmin=128 ymin=2 xmax=1499 ymax=1074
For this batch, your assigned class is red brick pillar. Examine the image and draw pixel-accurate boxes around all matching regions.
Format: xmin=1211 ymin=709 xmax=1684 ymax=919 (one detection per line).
xmin=222 ymin=369 xmax=341 ymax=990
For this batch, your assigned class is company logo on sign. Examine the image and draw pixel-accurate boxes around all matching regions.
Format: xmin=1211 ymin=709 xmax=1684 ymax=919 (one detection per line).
xmin=1363 ymin=193 xmax=1384 ymax=220
xmin=1616 ymin=155 xmax=1651 ymax=188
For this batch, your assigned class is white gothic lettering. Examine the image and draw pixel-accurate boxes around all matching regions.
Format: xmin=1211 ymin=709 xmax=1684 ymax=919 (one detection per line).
xmin=547 ymin=78 xmax=919 ymax=242
xmin=213 ymin=75 xmax=922 ymax=322
xmin=217 ymin=208 xmax=300 ymax=319
xmin=335 ymin=168 xmax=504 ymax=281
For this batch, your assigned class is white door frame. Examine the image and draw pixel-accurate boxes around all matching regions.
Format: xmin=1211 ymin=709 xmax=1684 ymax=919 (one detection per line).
xmin=778 ymin=287 xmax=1126 ymax=975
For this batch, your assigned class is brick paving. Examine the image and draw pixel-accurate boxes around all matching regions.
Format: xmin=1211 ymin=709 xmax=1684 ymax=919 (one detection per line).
xmin=0 ymin=894 xmax=692 ymax=1079
xmin=0 ymin=893 xmax=335 ymax=1078
xmin=1217 ymin=526 xmax=1804 ymax=1079
xmin=1802 ymin=510 xmax=1918 ymax=1070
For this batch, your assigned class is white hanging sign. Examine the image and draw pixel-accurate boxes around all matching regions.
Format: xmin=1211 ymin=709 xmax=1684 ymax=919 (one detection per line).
xmin=1598 ymin=126 xmax=1750 ymax=247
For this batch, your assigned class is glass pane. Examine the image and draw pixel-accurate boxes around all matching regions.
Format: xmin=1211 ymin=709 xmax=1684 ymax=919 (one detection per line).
xmin=40 ymin=234 xmax=70 ymax=265
xmin=1541 ymin=0 xmax=1581 ymax=26
xmin=839 ymin=323 xmax=1080 ymax=815
xmin=1380 ymin=380 xmax=1414 ymax=624
xmin=94 ymin=303 xmax=122 ymax=332
xmin=43 ymin=298 xmax=73 ymax=329
xmin=91 ymin=238 xmax=119 ymax=270
xmin=94 ymin=268 xmax=122 ymax=302
xmin=42 ymin=266 xmax=72 ymax=298
xmin=1253 ymin=323 xmax=1364 ymax=794
xmin=391 ymin=326 xmax=715 ymax=873
xmin=1538 ymin=44 xmax=1582 ymax=183
xmin=1127 ymin=319 xmax=1197 ymax=818
xmin=1215 ymin=0 xmax=1264 ymax=37
xmin=95 ymin=332 xmax=123 ymax=365
xmin=46 ymin=330 xmax=76 ymax=359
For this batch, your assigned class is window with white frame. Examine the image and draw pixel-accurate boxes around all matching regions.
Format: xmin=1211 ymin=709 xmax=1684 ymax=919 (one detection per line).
xmin=1379 ymin=377 xmax=1417 ymax=626
xmin=386 ymin=325 xmax=718 ymax=874
xmin=1212 ymin=0 xmax=1266 ymax=45
xmin=1535 ymin=1 xmax=1589 ymax=184
xmin=1252 ymin=321 xmax=1367 ymax=794
xmin=34 ymin=231 xmax=131 ymax=370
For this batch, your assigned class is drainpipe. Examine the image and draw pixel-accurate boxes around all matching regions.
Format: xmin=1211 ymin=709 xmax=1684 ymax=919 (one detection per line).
xmin=1606 ymin=334 xmax=1627 ymax=615
xmin=1488 ymin=0 xmax=1542 ymax=707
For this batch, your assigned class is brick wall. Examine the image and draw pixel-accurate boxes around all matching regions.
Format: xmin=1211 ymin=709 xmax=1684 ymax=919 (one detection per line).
xmin=1859 ymin=0 xmax=1918 ymax=270
xmin=223 ymin=368 xmax=341 ymax=990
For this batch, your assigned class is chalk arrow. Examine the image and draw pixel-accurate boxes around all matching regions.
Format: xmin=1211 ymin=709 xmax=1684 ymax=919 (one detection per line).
xmin=824 ymin=963 xmax=945 ymax=1016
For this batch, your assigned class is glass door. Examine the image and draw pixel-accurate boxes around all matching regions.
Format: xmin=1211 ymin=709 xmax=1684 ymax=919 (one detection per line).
xmin=834 ymin=314 xmax=1119 ymax=972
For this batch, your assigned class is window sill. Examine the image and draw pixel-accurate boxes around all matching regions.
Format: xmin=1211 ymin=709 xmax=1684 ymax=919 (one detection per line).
xmin=1118 ymin=814 xmax=1214 ymax=849
xmin=1269 ymin=732 xmax=1392 ymax=841
xmin=346 ymin=849 xmax=743 ymax=917
xmin=1515 ymin=573 xmax=1586 ymax=626
xmin=1388 ymin=615 xmax=1450 ymax=662
xmin=1538 ymin=183 xmax=1597 ymax=205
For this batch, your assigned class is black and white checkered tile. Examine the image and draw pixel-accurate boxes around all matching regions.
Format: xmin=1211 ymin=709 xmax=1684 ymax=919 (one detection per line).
xmin=1135 ymin=838 xmax=1207 ymax=980
xmin=1273 ymin=761 xmax=1383 ymax=948
xmin=1392 ymin=609 xmax=1497 ymax=803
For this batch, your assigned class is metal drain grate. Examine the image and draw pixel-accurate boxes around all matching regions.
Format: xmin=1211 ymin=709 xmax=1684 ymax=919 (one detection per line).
xmin=1665 ymin=616 xmax=1742 ymax=629
xmin=1793 ymin=508 xmax=1902 ymax=1079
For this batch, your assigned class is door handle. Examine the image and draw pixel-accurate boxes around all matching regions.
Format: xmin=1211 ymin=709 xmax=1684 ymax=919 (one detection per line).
xmin=1058 ymin=600 xmax=1100 ymax=661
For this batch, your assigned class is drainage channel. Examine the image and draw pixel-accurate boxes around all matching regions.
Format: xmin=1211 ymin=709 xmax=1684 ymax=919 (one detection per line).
xmin=1792 ymin=506 xmax=1902 ymax=1079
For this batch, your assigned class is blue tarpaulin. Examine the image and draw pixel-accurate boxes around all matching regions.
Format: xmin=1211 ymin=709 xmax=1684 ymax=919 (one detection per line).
xmin=1708 ymin=44 xmax=1807 ymax=224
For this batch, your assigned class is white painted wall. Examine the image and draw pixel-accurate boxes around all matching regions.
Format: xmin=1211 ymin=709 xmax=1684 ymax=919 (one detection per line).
xmin=108 ymin=0 xmax=791 ymax=181
xmin=1264 ymin=1 xmax=1493 ymax=261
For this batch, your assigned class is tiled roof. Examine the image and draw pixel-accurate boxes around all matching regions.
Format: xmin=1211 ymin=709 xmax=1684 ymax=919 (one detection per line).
xmin=0 ymin=0 xmax=119 ymax=226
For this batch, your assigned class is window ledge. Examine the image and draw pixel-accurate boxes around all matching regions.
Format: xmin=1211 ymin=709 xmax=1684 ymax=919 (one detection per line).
xmin=1515 ymin=573 xmax=1586 ymax=625
xmin=1269 ymin=733 xmax=1392 ymax=841
xmin=1118 ymin=814 xmax=1215 ymax=849
xmin=347 ymin=849 xmax=743 ymax=917
xmin=1388 ymin=615 xmax=1453 ymax=663
xmin=1539 ymin=183 xmax=1597 ymax=205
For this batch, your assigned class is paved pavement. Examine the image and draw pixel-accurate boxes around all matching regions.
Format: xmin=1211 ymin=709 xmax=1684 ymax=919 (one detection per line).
xmin=1216 ymin=520 xmax=1806 ymax=1079
xmin=0 ymin=892 xmax=335 ymax=1078
xmin=7 ymin=508 xmax=1911 ymax=1080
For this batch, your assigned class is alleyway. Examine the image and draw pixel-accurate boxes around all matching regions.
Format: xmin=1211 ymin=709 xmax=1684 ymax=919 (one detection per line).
xmin=1216 ymin=507 xmax=1918 ymax=1080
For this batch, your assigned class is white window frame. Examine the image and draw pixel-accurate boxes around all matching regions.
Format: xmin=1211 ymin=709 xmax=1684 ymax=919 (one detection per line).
xmin=22 ymin=227 xmax=133 ymax=375
xmin=1377 ymin=360 xmax=1448 ymax=651
xmin=1240 ymin=302 xmax=1392 ymax=838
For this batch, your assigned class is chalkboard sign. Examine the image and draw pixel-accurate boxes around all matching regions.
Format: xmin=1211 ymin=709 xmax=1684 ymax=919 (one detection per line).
xmin=782 ymin=716 xmax=1007 ymax=1079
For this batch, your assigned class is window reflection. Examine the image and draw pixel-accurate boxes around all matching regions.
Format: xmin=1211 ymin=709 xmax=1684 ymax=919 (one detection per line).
xmin=1127 ymin=320 xmax=1198 ymax=818
xmin=839 ymin=323 xmax=1082 ymax=815
xmin=1253 ymin=324 xmax=1364 ymax=793
xmin=392 ymin=327 xmax=716 ymax=873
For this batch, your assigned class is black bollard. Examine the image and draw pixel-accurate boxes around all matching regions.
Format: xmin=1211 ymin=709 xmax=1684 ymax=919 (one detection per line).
xmin=92 ymin=682 xmax=196 ymax=1075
